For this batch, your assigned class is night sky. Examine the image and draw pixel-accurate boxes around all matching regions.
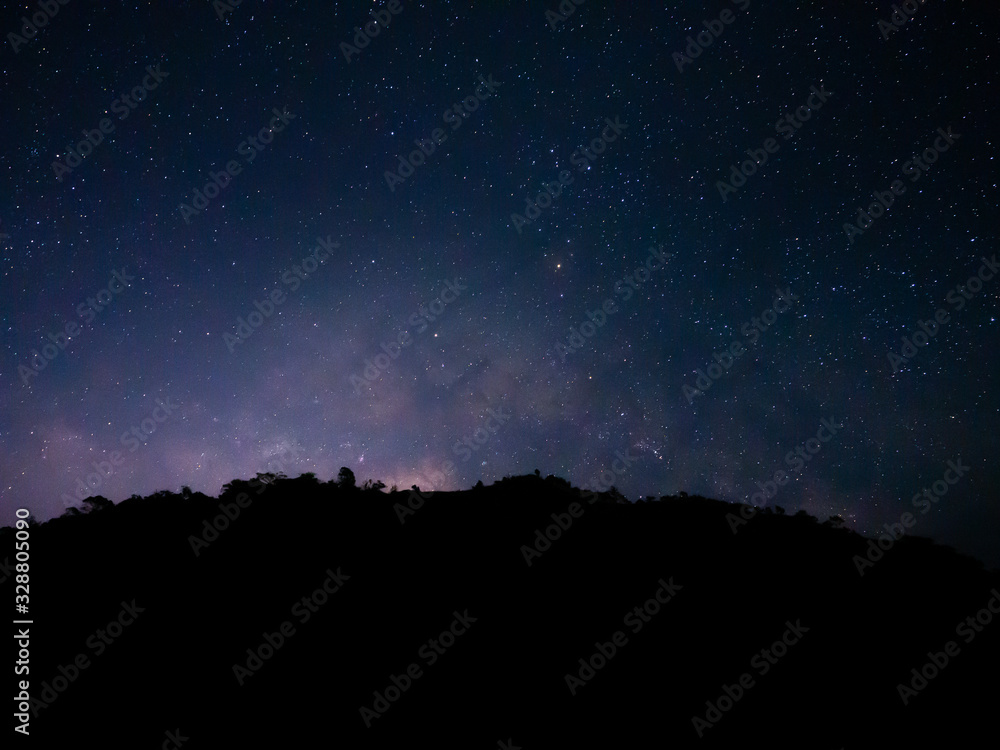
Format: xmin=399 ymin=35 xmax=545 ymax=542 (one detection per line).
xmin=2 ymin=1 xmax=998 ymax=565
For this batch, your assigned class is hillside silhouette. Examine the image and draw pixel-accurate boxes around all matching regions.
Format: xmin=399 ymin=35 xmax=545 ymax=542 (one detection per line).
xmin=5 ymin=471 xmax=998 ymax=748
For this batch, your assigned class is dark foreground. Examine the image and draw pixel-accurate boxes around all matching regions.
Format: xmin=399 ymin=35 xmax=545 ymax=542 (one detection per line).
xmin=6 ymin=473 xmax=998 ymax=748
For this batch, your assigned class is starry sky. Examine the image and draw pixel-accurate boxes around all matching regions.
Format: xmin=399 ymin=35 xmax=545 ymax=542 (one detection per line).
xmin=2 ymin=1 xmax=998 ymax=565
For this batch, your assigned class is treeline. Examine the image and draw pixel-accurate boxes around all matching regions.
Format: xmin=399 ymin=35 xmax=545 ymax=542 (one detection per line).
xmin=2 ymin=470 xmax=997 ymax=748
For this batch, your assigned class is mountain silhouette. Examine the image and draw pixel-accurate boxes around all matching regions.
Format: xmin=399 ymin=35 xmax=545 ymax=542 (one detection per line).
xmin=6 ymin=471 xmax=998 ymax=748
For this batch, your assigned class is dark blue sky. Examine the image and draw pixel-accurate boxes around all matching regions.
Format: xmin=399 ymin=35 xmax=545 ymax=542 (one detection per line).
xmin=2 ymin=0 xmax=998 ymax=566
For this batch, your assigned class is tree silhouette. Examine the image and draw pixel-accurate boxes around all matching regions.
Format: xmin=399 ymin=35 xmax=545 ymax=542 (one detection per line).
xmin=824 ymin=514 xmax=846 ymax=529
xmin=82 ymin=496 xmax=114 ymax=513
xmin=2 ymin=468 xmax=995 ymax=748
xmin=221 ymin=478 xmax=257 ymax=498
xmin=337 ymin=466 xmax=356 ymax=489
